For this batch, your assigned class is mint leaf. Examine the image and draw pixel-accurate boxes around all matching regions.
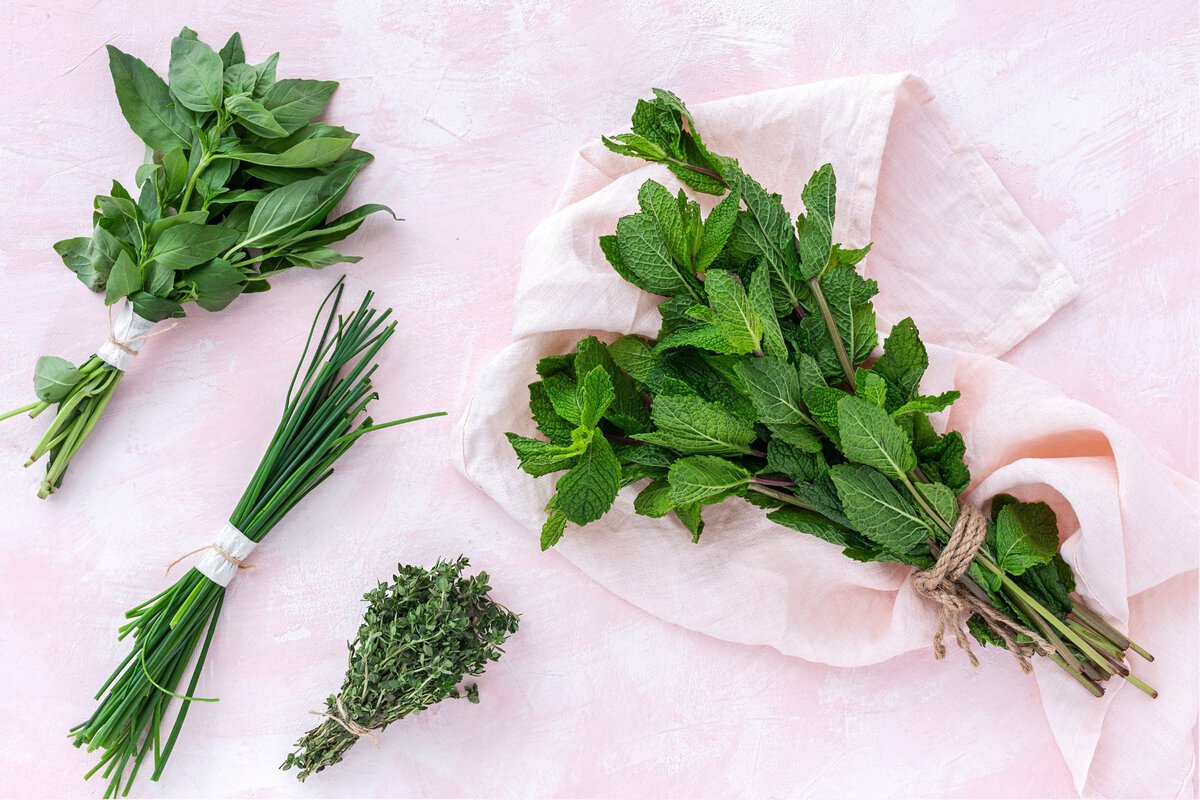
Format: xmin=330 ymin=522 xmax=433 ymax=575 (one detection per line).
xmin=915 ymin=481 xmax=959 ymax=529
xmin=726 ymin=173 xmax=803 ymax=309
xmin=830 ymin=464 xmax=931 ymax=555
xmin=635 ymin=394 xmax=756 ymax=456
xmin=615 ymin=212 xmax=701 ymax=299
xmin=836 ymin=394 xmax=916 ymax=478
xmin=667 ymin=456 xmax=752 ymax=506
xmin=638 ymin=180 xmax=691 ymax=268
xmin=855 ymin=369 xmax=888 ymax=408
xmin=674 ymin=503 xmax=705 ymax=542
xmin=817 ymin=263 xmax=878 ymax=365
xmin=634 ymin=480 xmax=673 ymax=517
xmin=528 ymin=382 xmax=575 ymax=445
xmin=893 ymin=391 xmax=960 ymax=417
xmin=796 ymin=163 xmax=835 ymax=278
xmin=733 ymin=358 xmax=812 ymax=429
xmin=704 ymin=269 xmax=762 ymax=354
xmin=873 ymin=318 xmax=927 ymax=407
xmin=696 ymin=190 xmax=740 ymax=271
xmin=994 ymin=501 xmax=1059 ymax=576
xmin=765 ymin=439 xmax=827 ymax=484
xmin=767 ymin=506 xmax=858 ymax=548
xmin=506 ymin=432 xmax=585 ymax=477
xmin=608 ymin=335 xmax=656 ymax=384
xmin=749 ymin=263 xmax=787 ymax=360
xmin=576 ymin=366 xmax=615 ymax=429
xmin=555 ymin=435 xmax=621 ymax=525
xmin=575 ymin=337 xmax=649 ymax=433
xmin=541 ymin=510 xmax=567 ymax=550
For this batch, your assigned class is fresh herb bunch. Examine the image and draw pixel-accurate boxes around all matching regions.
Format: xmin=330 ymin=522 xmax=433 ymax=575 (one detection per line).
xmin=282 ymin=557 xmax=519 ymax=781
xmin=506 ymin=89 xmax=1156 ymax=699
xmin=1 ymin=27 xmax=393 ymax=497
xmin=71 ymin=281 xmax=443 ymax=798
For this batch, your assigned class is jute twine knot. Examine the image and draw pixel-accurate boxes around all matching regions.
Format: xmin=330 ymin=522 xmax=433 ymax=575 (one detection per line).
xmin=164 ymin=544 xmax=256 ymax=577
xmin=910 ymin=504 xmax=1054 ymax=673
xmin=310 ymin=696 xmax=381 ymax=749
xmin=106 ymin=305 xmax=177 ymax=358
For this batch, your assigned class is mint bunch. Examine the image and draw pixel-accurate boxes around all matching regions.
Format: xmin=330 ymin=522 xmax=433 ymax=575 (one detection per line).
xmin=1 ymin=27 xmax=393 ymax=497
xmin=508 ymin=90 xmax=1156 ymax=698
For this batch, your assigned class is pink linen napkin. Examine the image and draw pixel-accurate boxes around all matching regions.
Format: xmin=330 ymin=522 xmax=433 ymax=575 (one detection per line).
xmin=454 ymin=74 xmax=1198 ymax=797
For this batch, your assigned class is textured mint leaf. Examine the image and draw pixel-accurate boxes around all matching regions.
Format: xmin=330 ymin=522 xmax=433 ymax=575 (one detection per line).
xmin=616 ymin=212 xmax=700 ymax=298
xmin=575 ymin=337 xmax=650 ymax=433
xmin=576 ymin=366 xmax=616 ymax=429
xmin=801 ymin=385 xmax=845 ymax=436
xmin=873 ymin=317 xmax=928 ymax=407
xmin=528 ymin=382 xmax=575 ymax=446
xmin=667 ymin=456 xmax=752 ymax=506
xmin=765 ymin=439 xmax=827 ymax=484
xmin=555 ymin=435 xmax=621 ymax=525
xmin=1016 ymin=555 xmax=1074 ymax=618
xmin=749 ymin=263 xmax=787 ymax=360
xmin=767 ymin=422 xmax=824 ymax=453
xmin=912 ymin=415 xmax=971 ymax=495
xmin=696 ymin=190 xmax=740 ymax=271
xmin=916 ymin=481 xmax=959 ymax=529
xmin=836 ymin=394 xmax=916 ymax=478
xmin=830 ymin=464 xmax=931 ymax=555
xmin=893 ymin=391 xmax=960 ymax=417
xmin=726 ymin=173 xmax=803 ymax=309
xmin=541 ymin=510 xmax=567 ymax=550
xmin=631 ymin=98 xmax=682 ymax=156
xmin=795 ymin=163 xmax=835 ymax=279
xmin=834 ymin=242 xmax=872 ymax=266
xmin=633 ymin=480 xmax=673 ymax=518
xmin=656 ymin=323 xmax=742 ymax=355
xmin=543 ymin=373 xmax=581 ymax=426
xmin=674 ymin=503 xmax=705 ymax=542
xmin=733 ymin=358 xmax=810 ymax=428
xmin=856 ymin=369 xmax=888 ymax=408
xmin=818 ymin=263 xmax=878 ymax=365
xmin=506 ymin=432 xmax=584 ymax=477
xmin=767 ymin=506 xmax=858 ymax=548
xmin=704 ymin=269 xmax=762 ymax=354
xmin=794 ymin=353 xmax=827 ymax=393
xmin=788 ymin=315 xmax=842 ymax=379
xmin=994 ymin=501 xmax=1059 ymax=576
xmin=608 ymin=335 xmax=656 ymax=384
xmin=638 ymin=180 xmax=691 ymax=268
xmin=794 ymin=474 xmax=853 ymax=528
xmin=635 ymin=394 xmax=756 ymax=456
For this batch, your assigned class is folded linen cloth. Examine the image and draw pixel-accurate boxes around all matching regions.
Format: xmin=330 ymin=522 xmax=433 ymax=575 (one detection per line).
xmin=454 ymin=74 xmax=1198 ymax=797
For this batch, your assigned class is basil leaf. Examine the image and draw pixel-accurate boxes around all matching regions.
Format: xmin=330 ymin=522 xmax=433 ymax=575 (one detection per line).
xmin=261 ymin=79 xmax=337 ymax=133
xmin=104 ymin=251 xmax=142 ymax=305
xmin=185 ymin=258 xmax=244 ymax=312
xmin=225 ymin=94 xmax=289 ymax=138
xmin=224 ymin=136 xmax=353 ymax=168
xmin=106 ymin=45 xmax=191 ymax=152
xmin=168 ymin=35 xmax=224 ymax=112
xmin=149 ymin=223 xmax=240 ymax=270
xmin=33 ymin=356 xmax=81 ymax=403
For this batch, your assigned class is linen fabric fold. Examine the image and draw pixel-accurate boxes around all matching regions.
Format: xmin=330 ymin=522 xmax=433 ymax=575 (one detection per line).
xmin=454 ymin=74 xmax=1198 ymax=797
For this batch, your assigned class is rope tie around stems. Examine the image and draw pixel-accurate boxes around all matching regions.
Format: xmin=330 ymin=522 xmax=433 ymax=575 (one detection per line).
xmin=309 ymin=696 xmax=381 ymax=749
xmin=910 ymin=504 xmax=1054 ymax=673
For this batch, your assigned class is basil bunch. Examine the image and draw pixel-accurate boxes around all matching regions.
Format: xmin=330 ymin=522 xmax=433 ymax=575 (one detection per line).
xmin=1 ymin=27 xmax=392 ymax=497
xmin=507 ymin=90 xmax=1156 ymax=699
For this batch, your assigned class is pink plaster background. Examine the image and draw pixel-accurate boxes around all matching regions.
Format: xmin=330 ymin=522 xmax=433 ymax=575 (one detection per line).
xmin=0 ymin=1 xmax=1195 ymax=798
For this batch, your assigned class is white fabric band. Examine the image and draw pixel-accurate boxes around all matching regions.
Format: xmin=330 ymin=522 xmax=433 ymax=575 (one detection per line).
xmin=96 ymin=303 xmax=158 ymax=371
xmin=196 ymin=522 xmax=258 ymax=588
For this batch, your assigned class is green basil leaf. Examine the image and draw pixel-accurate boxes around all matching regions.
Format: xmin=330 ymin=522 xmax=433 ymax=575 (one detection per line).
xmin=225 ymin=94 xmax=289 ymax=138
xmin=149 ymin=223 xmax=240 ymax=270
xmin=168 ymin=35 xmax=225 ymax=112
xmin=185 ymin=257 xmax=244 ymax=312
xmin=33 ymin=356 xmax=81 ymax=403
xmin=106 ymin=45 xmax=191 ymax=152
xmin=261 ymin=79 xmax=337 ymax=133
xmin=104 ymin=250 xmax=142 ymax=305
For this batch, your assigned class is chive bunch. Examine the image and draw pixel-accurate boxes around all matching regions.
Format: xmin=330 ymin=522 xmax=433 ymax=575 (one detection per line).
xmin=70 ymin=281 xmax=443 ymax=797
